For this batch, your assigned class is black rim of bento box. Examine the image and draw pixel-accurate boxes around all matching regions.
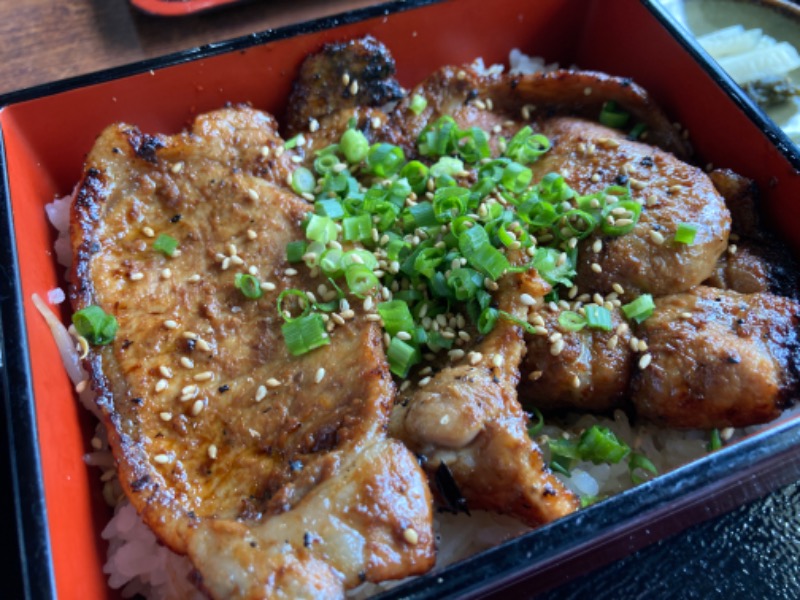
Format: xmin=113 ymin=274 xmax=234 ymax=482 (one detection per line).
xmin=642 ymin=0 xmax=800 ymax=172
xmin=0 ymin=1 xmax=799 ymax=599
xmin=0 ymin=127 xmax=58 ymax=599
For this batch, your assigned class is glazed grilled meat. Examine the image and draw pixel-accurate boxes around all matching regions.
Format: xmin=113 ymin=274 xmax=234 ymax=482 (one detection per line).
xmin=533 ymin=117 xmax=730 ymax=297
xmin=631 ymin=286 xmax=800 ymax=429
xmin=519 ymin=305 xmax=633 ymax=413
xmin=285 ymin=35 xmax=404 ymax=136
xmin=70 ymin=105 xmax=434 ymax=598
xmin=390 ymin=270 xmax=579 ymax=526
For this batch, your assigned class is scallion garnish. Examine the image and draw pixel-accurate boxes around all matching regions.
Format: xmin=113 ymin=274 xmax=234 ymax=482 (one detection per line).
xmin=72 ymin=305 xmax=118 ymax=346
xmin=409 ymin=94 xmax=428 ymax=115
xmin=527 ymin=407 xmax=545 ymax=438
xmin=281 ymin=313 xmax=330 ymax=356
xmin=340 ymin=128 xmax=369 ymax=163
xmin=621 ymin=294 xmax=655 ymax=324
xmin=598 ymin=100 xmax=630 ymax=129
xmin=284 ymin=133 xmax=305 ymax=149
xmin=291 ymin=166 xmax=316 ymax=195
xmin=629 ymin=452 xmax=658 ymax=484
xmin=558 ymin=310 xmax=587 ymax=332
xmin=153 ymin=234 xmax=179 ymax=257
xmin=234 ymin=273 xmax=263 ymax=300
xmin=674 ymin=222 xmax=699 ymax=244
xmin=584 ymin=305 xmax=613 ymax=331
xmin=286 ymin=240 xmax=307 ymax=263
xmin=577 ymin=426 xmax=630 ymax=464
xmin=277 ymin=288 xmax=312 ymax=321
xmin=386 ymin=336 xmax=420 ymax=377
xmin=707 ymin=428 xmax=723 ymax=452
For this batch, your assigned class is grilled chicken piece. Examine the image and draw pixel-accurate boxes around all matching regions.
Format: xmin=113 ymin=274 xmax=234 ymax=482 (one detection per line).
xmin=530 ymin=117 xmax=730 ymax=297
xmin=284 ymin=35 xmax=405 ymax=136
xmin=70 ymin=105 xmax=433 ymax=598
xmin=630 ymin=286 xmax=800 ymax=429
xmin=390 ymin=271 xmax=579 ymax=527
xmin=519 ymin=306 xmax=633 ymax=413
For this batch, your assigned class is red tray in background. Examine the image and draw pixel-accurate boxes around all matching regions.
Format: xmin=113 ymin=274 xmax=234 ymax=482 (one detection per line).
xmin=130 ymin=0 xmax=246 ymax=16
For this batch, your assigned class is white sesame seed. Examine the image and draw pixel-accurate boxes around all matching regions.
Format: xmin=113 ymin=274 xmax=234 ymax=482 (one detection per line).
xmin=403 ymin=527 xmax=419 ymax=545
xmin=341 ymin=309 xmax=356 ymax=320
xmin=590 ymin=263 xmax=603 ymax=274
xmin=720 ymin=427 xmax=735 ymax=441
xmin=207 ymin=444 xmax=218 ymax=460
xmin=180 ymin=357 xmax=195 ymax=369
xmin=639 ymin=353 xmax=653 ymax=369
xmin=396 ymin=331 xmax=413 ymax=341
xmin=637 ymin=340 xmax=648 ymax=352
xmin=262 ymin=281 xmax=276 ymax=291
xmin=164 ymin=319 xmax=178 ymax=330
xmin=187 ymin=274 xmax=201 ymax=283
xmin=418 ymin=376 xmax=432 ymax=387
xmin=314 ymin=367 xmax=326 ymax=384
xmin=468 ymin=352 xmax=483 ymax=365
xmin=142 ymin=226 xmax=155 ymax=238
xmin=76 ymin=380 xmax=88 ymax=394
xmin=492 ymin=354 xmax=504 ymax=368
xmin=260 ymin=146 xmax=271 ymax=158
xmin=191 ymin=399 xmax=205 ymax=416
xmin=533 ymin=325 xmax=548 ymax=336
xmin=680 ymin=311 xmax=693 ymax=319
xmin=550 ymin=339 xmax=565 ymax=356
xmin=170 ymin=162 xmax=184 ymax=174
xmin=129 ymin=272 xmax=144 ymax=281
xmin=155 ymin=379 xmax=169 ymax=392
xmin=161 ymin=268 xmax=172 ymax=279
xmin=194 ymin=371 xmax=215 ymax=382
xmin=520 ymin=293 xmax=536 ymax=306
xmin=159 ymin=412 xmax=172 ymax=422
xmin=284 ymin=268 xmax=298 ymax=276
xmin=571 ymin=374 xmax=581 ymax=389
xmin=159 ymin=366 xmax=173 ymax=379
xmin=448 ymin=349 xmax=466 ymax=360
xmin=365 ymin=314 xmax=382 ymax=322
xmin=349 ymin=80 xmax=359 ymax=95
xmin=612 ymin=283 xmax=625 ymax=295
xmin=528 ymin=370 xmax=543 ymax=381
xmin=266 ymin=378 xmax=281 ymax=388
xmin=592 ymin=239 xmax=603 ymax=253
xmin=154 ymin=454 xmax=171 ymax=465
xmin=247 ymin=189 xmax=260 ymax=202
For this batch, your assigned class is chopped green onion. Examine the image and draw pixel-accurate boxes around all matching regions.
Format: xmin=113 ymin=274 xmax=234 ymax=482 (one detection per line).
xmin=377 ymin=300 xmax=416 ymax=337
xmin=580 ymin=495 xmax=600 ymax=508
xmin=410 ymin=94 xmax=428 ymax=115
xmin=286 ymin=240 xmax=307 ymax=263
xmin=291 ymin=167 xmax=316 ymax=195
xmin=284 ymin=133 xmax=304 ymax=149
xmin=506 ymin=126 xmax=551 ymax=165
xmin=345 ymin=264 xmax=379 ymax=297
xmin=459 ymin=225 xmax=509 ymax=280
xmin=234 ymin=273 xmax=263 ymax=300
xmin=548 ymin=437 xmax=580 ymax=476
xmin=707 ymin=428 xmax=723 ymax=452
xmin=455 ymin=127 xmax=491 ymax=163
xmin=366 ymin=143 xmax=405 ymax=177
xmin=577 ymin=425 xmax=630 ymax=464
xmin=621 ymin=294 xmax=655 ymax=324
xmin=277 ymin=289 xmax=311 ymax=321
xmin=153 ymin=234 xmax=179 ymax=257
xmin=627 ymin=122 xmax=648 ymax=140
xmin=433 ymin=186 xmax=470 ymax=222
xmin=315 ymin=198 xmax=345 ymax=219
xmin=584 ymin=305 xmax=613 ymax=331
xmin=599 ymin=101 xmax=630 ymax=129
xmin=629 ymin=452 xmax=658 ymax=484
xmin=342 ymin=214 xmax=373 ymax=243
xmin=72 ymin=305 xmax=118 ymax=346
xmin=314 ymin=153 xmax=341 ymax=175
xmin=281 ymin=313 xmax=330 ymax=356
xmin=527 ymin=408 xmax=545 ymax=438
xmin=501 ymin=161 xmax=533 ymax=194
xmin=600 ymin=200 xmax=641 ymax=236
xmin=558 ymin=310 xmax=587 ymax=332
xmin=674 ymin=222 xmax=699 ymax=245
xmin=477 ymin=306 xmax=499 ymax=335
xmin=340 ymin=128 xmax=369 ymax=163
xmin=319 ymin=248 xmax=343 ymax=276
xmin=386 ymin=336 xmax=420 ymax=377
xmin=448 ymin=268 xmax=483 ymax=301
xmin=305 ymin=214 xmax=338 ymax=244
xmin=400 ymin=160 xmax=430 ymax=194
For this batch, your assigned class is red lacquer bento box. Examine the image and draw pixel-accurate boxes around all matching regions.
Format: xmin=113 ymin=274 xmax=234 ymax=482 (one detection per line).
xmin=2 ymin=0 xmax=800 ymax=598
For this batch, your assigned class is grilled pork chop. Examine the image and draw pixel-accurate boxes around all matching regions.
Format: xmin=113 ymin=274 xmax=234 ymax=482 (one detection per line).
xmin=70 ymin=105 xmax=434 ymax=598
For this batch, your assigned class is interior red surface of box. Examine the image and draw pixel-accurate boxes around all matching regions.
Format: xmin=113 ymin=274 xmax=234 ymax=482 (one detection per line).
xmin=2 ymin=0 xmax=799 ymax=598
xmin=130 ymin=0 xmax=244 ymax=17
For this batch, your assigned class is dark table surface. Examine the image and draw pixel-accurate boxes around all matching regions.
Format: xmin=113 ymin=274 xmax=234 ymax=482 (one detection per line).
xmin=1 ymin=1 xmax=800 ymax=598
